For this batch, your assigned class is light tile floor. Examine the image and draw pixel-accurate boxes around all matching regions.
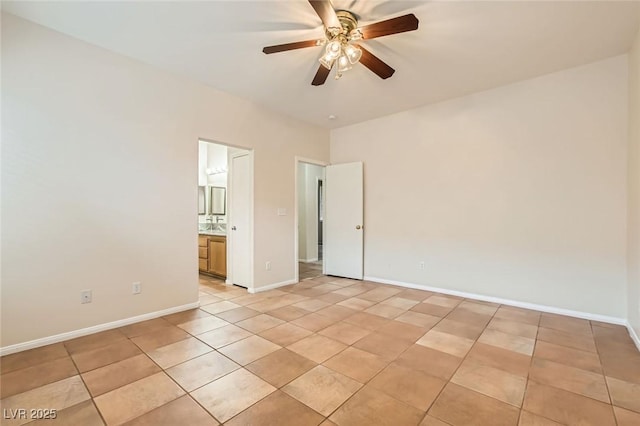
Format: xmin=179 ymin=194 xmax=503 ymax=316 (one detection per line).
xmin=299 ymin=261 xmax=323 ymax=280
xmin=1 ymin=274 xmax=640 ymax=425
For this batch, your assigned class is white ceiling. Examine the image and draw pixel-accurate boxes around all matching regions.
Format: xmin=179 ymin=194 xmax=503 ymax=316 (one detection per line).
xmin=3 ymin=1 xmax=639 ymax=128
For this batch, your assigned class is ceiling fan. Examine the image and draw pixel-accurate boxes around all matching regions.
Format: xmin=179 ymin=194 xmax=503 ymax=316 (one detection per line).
xmin=262 ymin=0 xmax=419 ymax=86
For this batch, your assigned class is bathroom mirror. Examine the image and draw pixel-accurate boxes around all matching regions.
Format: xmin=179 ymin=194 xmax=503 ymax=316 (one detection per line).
xmin=209 ymin=186 xmax=226 ymax=215
xmin=198 ymin=186 xmax=206 ymax=215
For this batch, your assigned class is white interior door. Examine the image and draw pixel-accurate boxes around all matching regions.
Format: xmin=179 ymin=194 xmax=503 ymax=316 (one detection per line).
xmin=324 ymin=162 xmax=364 ymax=279
xmin=230 ymin=153 xmax=251 ymax=288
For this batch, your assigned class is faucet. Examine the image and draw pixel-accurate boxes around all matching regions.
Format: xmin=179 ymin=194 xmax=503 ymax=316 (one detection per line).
xmin=206 ymin=216 xmax=214 ymax=230
xmin=215 ymin=215 xmax=224 ymax=223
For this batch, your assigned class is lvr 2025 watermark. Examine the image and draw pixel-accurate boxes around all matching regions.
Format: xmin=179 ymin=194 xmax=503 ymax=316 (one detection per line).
xmin=3 ymin=408 xmax=57 ymax=420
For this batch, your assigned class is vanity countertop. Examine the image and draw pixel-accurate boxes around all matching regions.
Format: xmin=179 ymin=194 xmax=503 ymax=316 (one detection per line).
xmin=199 ymin=231 xmax=226 ymax=237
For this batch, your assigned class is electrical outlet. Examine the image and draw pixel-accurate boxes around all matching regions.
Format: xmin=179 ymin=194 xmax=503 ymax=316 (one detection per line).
xmin=265 ymin=261 xmax=272 ymax=271
xmin=419 ymin=261 xmax=425 ymax=270
xmin=132 ymin=282 xmax=141 ymax=295
xmin=81 ymin=290 xmax=92 ymax=304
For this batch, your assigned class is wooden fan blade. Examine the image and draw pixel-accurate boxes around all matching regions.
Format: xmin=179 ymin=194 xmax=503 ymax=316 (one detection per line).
xmin=358 ymin=45 xmax=395 ymax=79
xmin=263 ymin=40 xmax=321 ymax=54
xmin=359 ymin=14 xmax=419 ymax=39
xmin=312 ymin=64 xmax=331 ymax=86
xmin=308 ymin=0 xmax=340 ymax=29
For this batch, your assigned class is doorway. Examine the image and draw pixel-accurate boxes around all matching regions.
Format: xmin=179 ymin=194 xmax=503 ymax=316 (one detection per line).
xmin=198 ymin=140 xmax=254 ymax=290
xmin=295 ymin=159 xmax=364 ymax=283
xmin=296 ymin=161 xmax=326 ymax=281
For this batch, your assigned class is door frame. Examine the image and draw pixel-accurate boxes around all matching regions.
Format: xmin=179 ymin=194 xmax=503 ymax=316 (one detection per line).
xmin=294 ymin=156 xmax=328 ymax=283
xmin=316 ymin=176 xmax=324 ymax=258
xmin=227 ymin=149 xmax=255 ymax=291
xmin=198 ymin=138 xmax=254 ymax=292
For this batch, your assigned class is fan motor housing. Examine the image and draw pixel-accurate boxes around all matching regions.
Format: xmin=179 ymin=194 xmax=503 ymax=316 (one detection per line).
xmin=328 ymin=10 xmax=358 ymax=36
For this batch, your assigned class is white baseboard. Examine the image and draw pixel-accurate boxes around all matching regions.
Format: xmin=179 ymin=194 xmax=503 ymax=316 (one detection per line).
xmin=249 ymin=279 xmax=297 ymax=294
xmin=299 ymin=258 xmax=318 ymax=263
xmin=367 ymin=275 xmax=640 ymax=351
xmin=627 ymin=322 xmax=640 ymax=351
xmin=0 ymin=301 xmax=201 ymax=356
xmin=364 ymin=276 xmax=627 ymax=325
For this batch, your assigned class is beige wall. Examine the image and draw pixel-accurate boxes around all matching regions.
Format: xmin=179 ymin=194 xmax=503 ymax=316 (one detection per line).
xmin=331 ymin=55 xmax=629 ymax=318
xmin=628 ymin=22 xmax=640 ymax=337
xmin=1 ymin=14 xmax=329 ymax=348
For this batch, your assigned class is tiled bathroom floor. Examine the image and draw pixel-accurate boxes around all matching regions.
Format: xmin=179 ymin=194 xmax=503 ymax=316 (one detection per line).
xmin=1 ymin=275 xmax=640 ymax=425
xmin=299 ymin=261 xmax=323 ymax=280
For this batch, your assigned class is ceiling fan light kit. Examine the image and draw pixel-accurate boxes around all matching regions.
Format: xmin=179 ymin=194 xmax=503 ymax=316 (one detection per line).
xmin=262 ymin=0 xmax=419 ymax=86
xmin=319 ymin=10 xmax=363 ymax=79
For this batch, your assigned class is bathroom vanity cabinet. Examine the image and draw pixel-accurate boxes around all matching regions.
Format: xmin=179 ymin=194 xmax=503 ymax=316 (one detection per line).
xmin=198 ymin=234 xmax=227 ymax=278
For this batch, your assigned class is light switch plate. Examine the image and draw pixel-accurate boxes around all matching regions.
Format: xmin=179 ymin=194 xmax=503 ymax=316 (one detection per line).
xmin=277 ymin=208 xmax=287 ymax=216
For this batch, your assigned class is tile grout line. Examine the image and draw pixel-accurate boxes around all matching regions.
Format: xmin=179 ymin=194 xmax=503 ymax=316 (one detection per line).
xmin=149 ymin=283 xmax=293 ymax=425
xmin=525 ymin=314 xmax=625 ymax=424
xmin=519 ymin=307 xmax=540 ymax=425
xmin=96 ymin=329 xmax=214 ymax=424
xmin=311 ymin=295 xmax=468 ymax=424
xmin=421 ymin=299 xmax=504 ymax=425
xmin=62 ymin=341 xmax=110 ymax=426
xmin=590 ymin=320 xmax=618 ymax=424
xmin=203 ymin=281 xmax=331 ymax=424
xmin=200 ymin=289 xmax=500 ymax=424
xmin=72 ymin=311 xmax=225 ymax=424
xmin=189 ymin=285 xmax=322 ymax=424
xmin=224 ymin=290 xmax=434 ymax=423
xmin=132 ymin=333 xmax=223 ymax=425
xmin=168 ymin=307 xmax=278 ymax=425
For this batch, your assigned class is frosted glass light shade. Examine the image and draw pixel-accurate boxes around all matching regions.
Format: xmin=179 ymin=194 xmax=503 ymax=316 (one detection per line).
xmin=326 ymin=41 xmax=341 ymax=60
xmin=319 ymin=54 xmax=335 ymax=70
xmin=337 ymin=54 xmax=352 ymax=73
xmin=343 ymin=44 xmax=362 ymax=64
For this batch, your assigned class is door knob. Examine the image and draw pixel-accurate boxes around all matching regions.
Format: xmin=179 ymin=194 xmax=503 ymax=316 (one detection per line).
xmin=232 ymin=226 xmax=237 ymax=231
xmin=356 ymin=225 xmax=362 ymax=230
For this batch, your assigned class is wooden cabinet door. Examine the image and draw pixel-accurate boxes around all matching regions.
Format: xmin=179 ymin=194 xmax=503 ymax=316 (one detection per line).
xmin=208 ymin=237 xmax=227 ymax=277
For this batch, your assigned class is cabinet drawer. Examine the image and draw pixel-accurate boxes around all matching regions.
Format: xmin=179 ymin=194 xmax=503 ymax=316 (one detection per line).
xmin=198 ymin=247 xmax=208 ymax=259
xmin=198 ymin=259 xmax=208 ymax=271
xmin=198 ymin=236 xmax=208 ymax=247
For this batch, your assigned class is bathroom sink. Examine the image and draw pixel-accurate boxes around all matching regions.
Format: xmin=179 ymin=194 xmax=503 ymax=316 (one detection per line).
xmin=199 ymin=224 xmax=227 ymax=236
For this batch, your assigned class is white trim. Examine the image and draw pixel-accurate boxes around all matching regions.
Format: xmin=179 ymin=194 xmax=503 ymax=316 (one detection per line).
xmin=248 ymin=279 xmax=297 ymax=294
xmin=0 ymin=302 xmax=200 ymax=356
xmin=294 ymin=156 xmax=328 ymax=284
xmin=299 ymin=258 xmax=319 ymax=263
xmin=627 ymin=322 xmax=640 ymax=351
xmin=364 ymin=275 xmax=626 ymax=325
xmin=248 ymin=152 xmax=255 ymax=292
